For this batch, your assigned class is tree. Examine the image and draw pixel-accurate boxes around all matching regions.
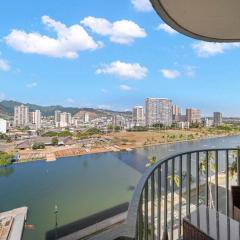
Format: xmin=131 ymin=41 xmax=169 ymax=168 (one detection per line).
xmin=146 ymin=156 xmax=157 ymax=168
xmin=107 ymin=124 xmax=113 ymax=131
xmin=168 ymin=172 xmax=180 ymax=188
xmin=128 ymin=126 xmax=147 ymax=132
xmin=52 ymin=137 xmax=59 ymax=146
xmin=229 ymin=147 xmax=240 ymax=179
xmin=199 ymin=151 xmax=215 ymax=208
xmin=114 ymin=126 xmax=121 ymax=132
xmin=0 ymin=151 xmax=13 ymax=167
xmin=32 ymin=142 xmax=45 ymax=150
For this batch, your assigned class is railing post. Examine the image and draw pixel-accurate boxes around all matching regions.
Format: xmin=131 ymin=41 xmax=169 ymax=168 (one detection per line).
xmin=237 ymin=149 xmax=240 ymax=186
xmin=170 ymin=158 xmax=175 ymax=240
xmin=157 ymin=167 xmax=161 ymax=239
xmin=151 ymin=174 xmax=155 ymax=240
xmin=186 ymin=153 xmax=191 ymax=216
xmin=144 ymin=182 xmax=148 ymax=239
xmin=215 ymin=150 xmax=219 ymax=211
xmin=178 ymin=155 xmax=183 ymax=238
xmin=196 ymin=152 xmax=200 ymax=207
xmin=226 ymin=150 xmax=229 ymax=217
xmin=206 ymin=151 xmax=209 ymax=207
xmin=164 ymin=163 xmax=168 ymax=239
xmin=138 ymin=195 xmax=143 ymax=240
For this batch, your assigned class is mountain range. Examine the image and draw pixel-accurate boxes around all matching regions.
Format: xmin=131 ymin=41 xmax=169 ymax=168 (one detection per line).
xmin=0 ymin=100 xmax=132 ymax=119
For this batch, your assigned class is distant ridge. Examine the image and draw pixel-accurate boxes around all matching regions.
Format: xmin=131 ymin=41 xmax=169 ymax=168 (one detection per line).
xmin=0 ymin=100 xmax=132 ymax=118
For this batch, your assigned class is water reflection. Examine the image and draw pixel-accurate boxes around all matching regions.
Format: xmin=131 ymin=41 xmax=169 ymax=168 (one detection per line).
xmin=0 ymin=166 xmax=15 ymax=177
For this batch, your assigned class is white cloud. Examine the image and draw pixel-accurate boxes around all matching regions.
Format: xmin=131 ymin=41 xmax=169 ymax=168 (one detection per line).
xmin=184 ymin=65 xmax=196 ymax=77
xmin=5 ymin=16 xmax=102 ymax=59
xmin=120 ymin=84 xmax=132 ymax=91
xmin=161 ymin=69 xmax=181 ymax=79
xmin=96 ymin=61 xmax=148 ymax=80
xmin=97 ymin=105 xmax=112 ymax=109
xmin=192 ymin=41 xmax=240 ymax=57
xmin=101 ymin=88 xmax=108 ymax=94
xmin=26 ymin=82 xmax=38 ymax=88
xmin=65 ymin=98 xmax=75 ymax=104
xmin=0 ymin=59 xmax=10 ymax=71
xmin=157 ymin=23 xmax=178 ymax=35
xmin=131 ymin=0 xmax=153 ymax=12
xmin=0 ymin=93 xmax=5 ymax=101
xmin=81 ymin=16 xmax=146 ymax=45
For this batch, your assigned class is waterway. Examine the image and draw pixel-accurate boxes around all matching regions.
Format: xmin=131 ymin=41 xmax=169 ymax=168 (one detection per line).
xmin=1 ymin=135 xmax=240 ymax=239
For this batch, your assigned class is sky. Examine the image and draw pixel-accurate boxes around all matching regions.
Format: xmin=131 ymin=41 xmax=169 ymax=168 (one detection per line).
xmin=0 ymin=0 xmax=240 ymax=116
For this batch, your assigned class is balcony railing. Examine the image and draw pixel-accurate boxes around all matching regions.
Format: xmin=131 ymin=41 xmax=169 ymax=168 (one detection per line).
xmin=89 ymin=148 xmax=240 ymax=240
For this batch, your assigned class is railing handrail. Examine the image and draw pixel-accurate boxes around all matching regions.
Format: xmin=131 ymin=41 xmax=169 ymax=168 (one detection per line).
xmin=123 ymin=147 xmax=239 ymax=239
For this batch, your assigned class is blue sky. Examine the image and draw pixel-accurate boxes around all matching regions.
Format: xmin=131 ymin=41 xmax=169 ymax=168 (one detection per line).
xmin=1 ymin=0 xmax=240 ymax=116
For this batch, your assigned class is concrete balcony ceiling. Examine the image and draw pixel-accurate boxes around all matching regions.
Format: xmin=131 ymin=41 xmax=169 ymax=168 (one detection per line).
xmin=151 ymin=0 xmax=240 ymax=42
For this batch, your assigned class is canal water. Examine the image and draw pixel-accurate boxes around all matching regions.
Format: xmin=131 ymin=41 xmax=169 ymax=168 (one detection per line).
xmin=1 ymin=135 xmax=240 ymax=239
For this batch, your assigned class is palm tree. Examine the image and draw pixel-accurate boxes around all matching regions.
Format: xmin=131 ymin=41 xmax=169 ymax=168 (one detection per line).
xmin=229 ymin=148 xmax=239 ymax=180
xmin=146 ymin=156 xmax=157 ymax=168
xmin=229 ymin=160 xmax=237 ymax=179
xmin=146 ymin=156 xmax=181 ymax=189
xmin=199 ymin=151 xmax=215 ymax=208
xmin=168 ymin=172 xmax=180 ymax=188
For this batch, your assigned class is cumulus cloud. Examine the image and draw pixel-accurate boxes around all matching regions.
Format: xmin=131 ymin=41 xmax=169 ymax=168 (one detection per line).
xmin=120 ymin=84 xmax=132 ymax=91
xmin=26 ymin=82 xmax=38 ymax=88
xmin=192 ymin=41 xmax=240 ymax=57
xmin=81 ymin=16 xmax=146 ymax=45
xmin=161 ymin=69 xmax=181 ymax=79
xmin=0 ymin=59 xmax=10 ymax=71
xmin=96 ymin=61 xmax=148 ymax=80
xmin=131 ymin=0 xmax=153 ymax=12
xmin=5 ymin=16 xmax=102 ymax=59
xmin=157 ymin=23 xmax=178 ymax=35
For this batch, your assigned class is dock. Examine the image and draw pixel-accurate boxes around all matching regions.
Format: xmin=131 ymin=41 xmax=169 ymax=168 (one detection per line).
xmin=0 ymin=207 xmax=28 ymax=240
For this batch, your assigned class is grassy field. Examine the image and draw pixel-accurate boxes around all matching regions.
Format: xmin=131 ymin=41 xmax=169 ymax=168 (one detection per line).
xmin=105 ymin=127 xmax=240 ymax=148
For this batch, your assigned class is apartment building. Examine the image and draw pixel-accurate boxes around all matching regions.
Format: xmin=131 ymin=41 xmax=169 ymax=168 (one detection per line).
xmin=0 ymin=118 xmax=7 ymax=133
xmin=132 ymin=106 xmax=144 ymax=126
xmin=32 ymin=110 xmax=41 ymax=129
xmin=186 ymin=108 xmax=201 ymax=124
xmin=213 ymin=112 xmax=223 ymax=126
xmin=145 ymin=98 xmax=172 ymax=126
xmin=60 ymin=112 xmax=72 ymax=128
xmin=14 ymin=105 xmax=29 ymax=127
xmin=172 ymin=104 xmax=182 ymax=122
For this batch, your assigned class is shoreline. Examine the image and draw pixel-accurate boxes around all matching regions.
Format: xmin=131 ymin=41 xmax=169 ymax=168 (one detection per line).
xmin=15 ymin=133 xmax=240 ymax=164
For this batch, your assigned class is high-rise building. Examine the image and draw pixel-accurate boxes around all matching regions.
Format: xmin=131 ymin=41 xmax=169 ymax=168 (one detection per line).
xmin=186 ymin=108 xmax=201 ymax=124
xmin=55 ymin=111 xmax=61 ymax=123
xmin=0 ymin=118 xmax=7 ymax=133
xmin=32 ymin=110 xmax=41 ymax=129
xmin=172 ymin=105 xmax=182 ymax=122
xmin=213 ymin=112 xmax=223 ymax=126
xmin=145 ymin=98 xmax=172 ymax=126
xmin=14 ymin=105 xmax=29 ymax=127
xmin=60 ymin=112 xmax=72 ymax=127
xmin=84 ymin=113 xmax=89 ymax=123
xmin=112 ymin=115 xmax=126 ymax=128
xmin=132 ymin=106 xmax=144 ymax=126
xmin=55 ymin=111 xmax=61 ymax=127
